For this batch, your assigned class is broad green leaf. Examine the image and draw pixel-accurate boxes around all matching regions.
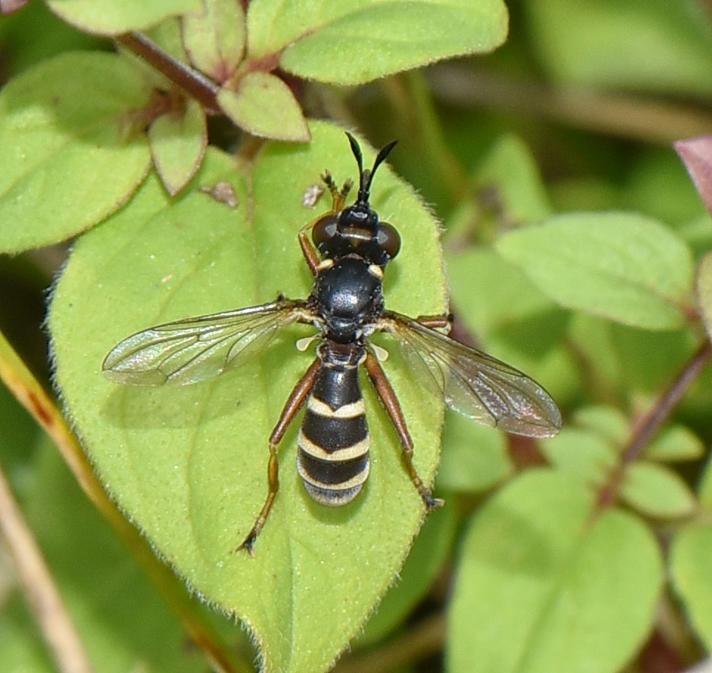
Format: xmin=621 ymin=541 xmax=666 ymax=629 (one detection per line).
xmin=437 ymin=411 xmax=511 ymax=493
xmin=218 ymin=72 xmax=310 ymax=142
xmin=525 ymin=0 xmax=712 ymax=96
xmin=49 ymin=122 xmax=447 ymax=673
xmin=572 ymin=406 xmax=628 ymax=448
xmin=46 ymin=0 xmax=201 ymax=35
xmin=539 ymin=428 xmax=617 ymax=487
xmin=447 ymin=249 xmax=555 ymax=339
xmin=182 ymin=0 xmax=245 ymax=82
xmin=359 ymin=504 xmax=457 ymax=645
xmin=0 ymin=51 xmax=152 ymax=253
xmin=496 ymin=212 xmax=694 ymax=330
xmin=621 ymin=462 xmax=696 ymax=519
xmin=671 ymin=523 xmax=712 ymax=650
xmin=148 ymin=98 xmax=207 ymax=195
xmin=448 ymin=470 xmax=663 ymax=673
xmin=645 ymin=425 xmax=704 ymax=462
xmin=247 ymin=0 xmax=508 ymax=85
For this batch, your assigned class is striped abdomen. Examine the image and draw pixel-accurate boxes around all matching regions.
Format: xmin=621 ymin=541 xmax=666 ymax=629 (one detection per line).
xmin=297 ymin=363 xmax=370 ymax=505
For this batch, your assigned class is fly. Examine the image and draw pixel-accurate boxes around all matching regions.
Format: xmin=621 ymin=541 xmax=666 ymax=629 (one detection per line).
xmin=103 ymin=133 xmax=562 ymax=554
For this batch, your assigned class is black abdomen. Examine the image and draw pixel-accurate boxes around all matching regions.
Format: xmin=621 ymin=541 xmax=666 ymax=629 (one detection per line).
xmin=297 ymin=362 xmax=370 ymax=505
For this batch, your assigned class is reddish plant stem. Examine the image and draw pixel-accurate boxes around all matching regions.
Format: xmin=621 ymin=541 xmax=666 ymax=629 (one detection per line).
xmin=599 ymin=339 xmax=712 ymax=508
xmin=117 ymin=32 xmax=222 ymax=113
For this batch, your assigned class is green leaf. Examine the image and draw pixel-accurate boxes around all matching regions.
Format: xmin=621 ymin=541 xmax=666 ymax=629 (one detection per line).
xmin=0 ymin=51 xmax=153 ymax=253
xmin=182 ymin=0 xmax=246 ymax=82
xmin=46 ymin=0 xmax=202 ymax=35
xmin=671 ymin=523 xmax=712 ymax=650
xmin=572 ymin=405 xmax=628 ymax=448
xmin=621 ymin=462 xmax=697 ymax=518
xmin=495 ymin=212 xmax=694 ymax=330
xmin=49 ymin=122 xmax=447 ymax=673
xmin=446 ymin=249 xmax=555 ymax=339
xmin=645 ymin=425 xmax=705 ymax=462
xmin=247 ymin=0 xmax=508 ymax=85
xmin=437 ymin=411 xmax=512 ymax=493
xmin=359 ymin=504 xmax=457 ymax=645
xmin=448 ymin=470 xmax=663 ymax=673
xmin=148 ymin=98 xmax=207 ymax=196
xmin=525 ymin=0 xmax=712 ymax=96
xmin=218 ymin=72 xmax=310 ymax=142
xmin=539 ymin=428 xmax=617 ymax=487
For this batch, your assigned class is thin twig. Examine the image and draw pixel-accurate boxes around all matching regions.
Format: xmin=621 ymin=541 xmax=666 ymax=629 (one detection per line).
xmin=0 ymin=331 xmax=250 ymax=673
xmin=599 ymin=340 xmax=712 ymax=508
xmin=428 ymin=66 xmax=712 ymax=145
xmin=117 ymin=32 xmax=222 ymax=113
xmin=0 ymin=464 xmax=95 ymax=673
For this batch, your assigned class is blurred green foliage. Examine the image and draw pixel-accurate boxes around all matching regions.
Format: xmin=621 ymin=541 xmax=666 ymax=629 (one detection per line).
xmin=2 ymin=1 xmax=712 ymax=673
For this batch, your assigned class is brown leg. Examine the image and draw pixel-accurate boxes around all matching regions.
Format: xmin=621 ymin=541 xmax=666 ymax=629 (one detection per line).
xmin=364 ymin=353 xmax=444 ymax=511
xmin=416 ymin=313 xmax=453 ymax=330
xmin=237 ymin=357 xmax=322 ymax=555
xmin=298 ymin=173 xmax=353 ymax=275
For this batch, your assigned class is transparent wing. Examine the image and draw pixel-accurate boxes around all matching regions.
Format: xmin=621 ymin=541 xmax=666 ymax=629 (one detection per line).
xmin=103 ymin=300 xmax=311 ymax=386
xmin=379 ymin=312 xmax=562 ymax=438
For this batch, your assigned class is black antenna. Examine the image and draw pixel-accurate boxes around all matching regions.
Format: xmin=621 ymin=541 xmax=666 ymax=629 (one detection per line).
xmin=345 ymin=132 xmax=397 ymax=205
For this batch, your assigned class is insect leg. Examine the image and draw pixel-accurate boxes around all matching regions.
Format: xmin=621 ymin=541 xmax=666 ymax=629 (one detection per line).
xmin=415 ymin=313 xmax=453 ymax=330
xmin=321 ymin=171 xmax=353 ymax=211
xmin=298 ymin=224 xmax=321 ymax=276
xmin=237 ymin=357 xmax=322 ymax=555
xmin=364 ymin=352 xmax=444 ymax=511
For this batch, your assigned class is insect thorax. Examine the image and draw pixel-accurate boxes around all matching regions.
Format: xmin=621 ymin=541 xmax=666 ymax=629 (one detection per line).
xmin=311 ymin=256 xmax=384 ymax=343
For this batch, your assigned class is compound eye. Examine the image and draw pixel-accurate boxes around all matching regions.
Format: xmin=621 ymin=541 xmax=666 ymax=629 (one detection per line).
xmin=312 ymin=214 xmax=339 ymax=245
xmin=376 ymin=222 xmax=401 ymax=259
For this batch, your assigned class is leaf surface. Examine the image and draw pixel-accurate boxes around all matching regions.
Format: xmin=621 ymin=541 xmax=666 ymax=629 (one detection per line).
xmin=0 ymin=51 xmax=152 ymax=253
xmin=182 ymin=0 xmax=245 ymax=82
xmin=218 ymin=72 xmax=310 ymax=142
xmin=621 ymin=462 xmax=696 ymax=518
xmin=47 ymin=0 xmax=201 ymax=35
xmin=247 ymin=0 xmax=508 ymax=85
xmin=671 ymin=523 xmax=712 ymax=650
xmin=448 ymin=470 xmax=663 ymax=673
xmin=49 ymin=122 xmax=447 ymax=673
xmin=148 ymin=98 xmax=207 ymax=196
xmin=496 ymin=212 xmax=694 ymax=330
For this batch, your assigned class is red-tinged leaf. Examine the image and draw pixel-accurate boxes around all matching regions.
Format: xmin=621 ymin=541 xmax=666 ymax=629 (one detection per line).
xmin=675 ymin=136 xmax=712 ymax=216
